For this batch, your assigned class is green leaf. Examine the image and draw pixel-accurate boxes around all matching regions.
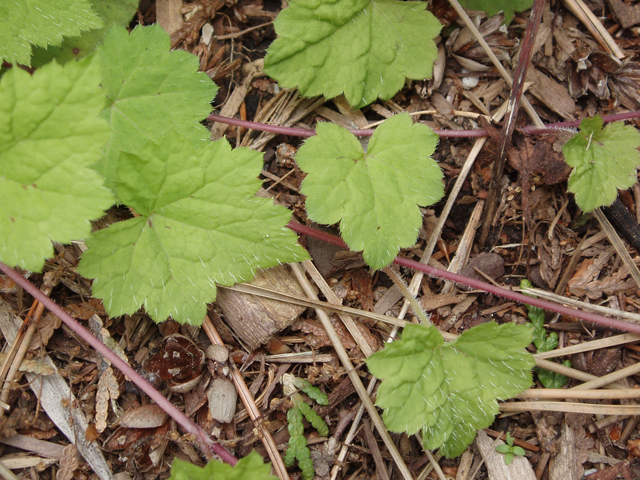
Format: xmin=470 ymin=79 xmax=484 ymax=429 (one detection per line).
xmin=495 ymin=444 xmax=512 ymax=454
xmin=504 ymin=452 xmax=514 ymax=465
xmin=295 ymin=113 xmax=443 ymax=269
xmin=264 ymin=0 xmax=441 ymax=109
xmin=31 ymin=0 xmax=138 ymax=67
xmin=169 ymin=451 xmax=277 ymax=480
xmin=95 ymin=24 xmax=218 ymax=191
xmin=0 ymin=54 xmax=113 ymax=272
xmin=461 ymin=0 xmax=534 ymax=24
xmin=77 ymin=131 xmax=308 ymax=325
xmin=0 ymin=0 xmax=103 ymax=66
xmin=513 ymin=446 xmax=526 ymax=456
xmin=366 ymin=322 xmax=534 ymax=458
xmin=563 ymin=115 xmax=640 ymax=212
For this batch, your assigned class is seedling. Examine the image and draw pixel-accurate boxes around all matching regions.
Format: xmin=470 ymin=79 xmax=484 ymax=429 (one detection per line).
xmin=495 ymin=432 xmax=526 ymax=465
xmin=521 ymin=280 xmax=571 ymax=389
xmin=169 ymin=451 xmax=277 ymax=480
xmin=282 ymin=374 xmax=329 ymax=480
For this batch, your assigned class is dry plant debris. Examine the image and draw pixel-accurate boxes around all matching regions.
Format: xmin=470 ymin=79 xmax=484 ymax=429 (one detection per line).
xmin=3 ymin=0 xmax=640 ymax=479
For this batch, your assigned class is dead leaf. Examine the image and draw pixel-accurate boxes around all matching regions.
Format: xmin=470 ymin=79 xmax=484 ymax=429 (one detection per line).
xmin=119 ymin=405 xmax=169 ymax=429
xmin=56 ymin=444 xmax=79 ymax=480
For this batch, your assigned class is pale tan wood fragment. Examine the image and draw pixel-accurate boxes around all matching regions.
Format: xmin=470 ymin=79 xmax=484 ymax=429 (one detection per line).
xmin=475 ymin=430 xmax=536 ymax=480
xmin=525 ymin=67 xmax=576 ymax=120
xmin=156 ymin=0 xmax=183 ymax=35
xmin=216 ymin=265 xmax=306 ymax=350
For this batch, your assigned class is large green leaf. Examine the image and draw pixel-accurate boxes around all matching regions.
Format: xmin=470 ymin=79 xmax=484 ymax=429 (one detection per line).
xmin=78 ymin=131 xmax=308 ymax=325
xmin=366 ymin=322 xmax=534 ymax=457
xmin=563 ymin=115 xmax=640 ymax=212
xmin=170 ymin=451 xmax=277 ymax=480
xmin=264 ymin=0 xmax=441 ymax=109
xmin=95 ymin=24 xmax=218 ymax=191
xmin=295 ymin=114 xmax=443 ymax=269
xmin=31 ymin=0 xmax=138 ymax=67
xmin=0 ymin=0 xmax=103 ymax=65
xmin=0 ymin=55 xmax=113 ymax=272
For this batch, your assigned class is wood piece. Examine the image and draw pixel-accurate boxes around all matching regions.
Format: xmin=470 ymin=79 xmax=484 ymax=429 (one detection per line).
xmin=216 ymin=265 xmax=306 ymax=350
xmin=602 ymin=197 xmax=640 ymax=254
xmin=211 ymin=71 xmax=255 ymax=140
xmin=594 ymin=208 xmax=640 ymax=289
xmin=156 ymin=0 xmax=183 ymax=35
xmin=549 ymin=422 xmax=582 ymax=480
xmin=525 ymin=67 xmax=576 ymax=120
xmin=475 ymin=430 xmax=536 ymax=480
xmin=361 ymin=419 xmax=389 ymax=480
xmin=455 ymin=449 xmax=474 ymax=480
xmin=0 ymin=303 xmax=114 ymax=480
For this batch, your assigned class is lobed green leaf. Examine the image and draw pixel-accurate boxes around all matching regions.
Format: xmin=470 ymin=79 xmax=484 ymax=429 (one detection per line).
xmin=366 ymin=322 xmax=534 ymax=457
xmin=296 ymin=113 xmax=443 ymax=270
xmin=563 ymin=115 xmax=640 ymax=212
xmin=0 ymin=0 xmax=103 ymax=65
xmin=78 ymin=132 xmax=308 ymax=325
xmin=169 ymin=451 xmax=277 ymax=480
xmin=31 ymin=0 xmax=138 ymax=67
xmin=264 ymin=0 xmax=441 ymax=109
xmin=0 ymin=54 xmax=113 ymax=272
xmin=95 ymin=24 xmax=218 ymax=192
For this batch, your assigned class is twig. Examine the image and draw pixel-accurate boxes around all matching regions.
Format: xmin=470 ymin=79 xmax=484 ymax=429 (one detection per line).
xmin=500 ymin=402 xmax=640 ymax=415
xmin=287 ymin=222 xmax=640 ymax=335
xmin=479 ymin=0 xmax=546 ymax=246
xmin=593 ymin=208 xmax=640 ymax=289
xmin=518 ymin=388 xmax=640 ymax=400
xmin=290 ymin=261 xmax=414 ymax=480
xmin=207 ymin=111 xmax=640 ymax=139
xmin=0 ymin=262 xmax=235 ymax=464
xmin=382 ymin=266 xmax=431 ymax=326
xmin=200 ymin=316 xmax=289 ymax=479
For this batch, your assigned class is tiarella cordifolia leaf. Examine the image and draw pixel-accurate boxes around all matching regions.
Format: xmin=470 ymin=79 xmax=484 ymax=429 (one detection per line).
xmin=31 ymin=0 xmax=138 ymax=67
xmin=264 ymin=0 xmax=441 ymax=109
xmin=95 ymin=24 xmax=218 ymax=192
xmin=366 ymin=322 xmax=534 ymax=458
xmin=169 ymin=451 xmax=277 ymax=480
xmin=78 ymin=131 xmax=308 ymax=325
xmin=0 ymin=0 xmax=103 ymax=65
xmin=562 ymin=115 xmax=640 ymax=212
xmin=0 ymin=55 xmax=113 ymax=272
xmin=295 ymin=113 xmax=443 ymax=270
xmin=461 ymin=0 xmax=534 ymax=24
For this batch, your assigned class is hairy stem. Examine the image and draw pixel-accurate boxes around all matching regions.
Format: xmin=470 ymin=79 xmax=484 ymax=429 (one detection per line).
xmin=287 ymin=222 xmax=640 ymax=335
xmin=0 ymin=262 xmax=237 ymax=465
xmin=207 ymin=111 xmax=640 ymax=139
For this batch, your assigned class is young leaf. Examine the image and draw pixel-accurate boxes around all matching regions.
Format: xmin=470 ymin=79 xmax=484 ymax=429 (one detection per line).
xmin=264 ymin=0 xmax=442 ymax=109
xmin=461 ymin=0 xmax=534 ymax=24
xmin=95 ymin=25 xmax=218 ymax=190
xmin=295 ymin=113 xmax=443 ymax=270
xmin=563 ymin=115 xmax=640 ymax=212
xmin=0 ymin=0 xmax=103 ymax=66
xmin=78 ymin=131 xmax=308 ymax=325
xmin=169 ymin=451 xmax=277 ymax=480
xmin=31 ymin=0 xmax=138 ymax=67
xmin=366 ymin=322 xmax=534 ymax=458
xmin=0 ymin=55 xmax=113 ymax=272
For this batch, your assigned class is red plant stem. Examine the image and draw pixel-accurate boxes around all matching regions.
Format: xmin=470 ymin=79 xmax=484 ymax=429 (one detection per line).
xmin=207 ymin=111 xmax=640 ymax=139
xmin=287 ymin=222 xmax=640 ymax=335
xmin=0 ymin=262 xmax=237 ymax=466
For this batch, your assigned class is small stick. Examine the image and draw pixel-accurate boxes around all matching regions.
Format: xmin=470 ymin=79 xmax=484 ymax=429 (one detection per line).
xmin=500 ymin=401 xmax=640 ymax=415
xmin=201 ymin=315 xmax=289 ymax=479
xmin=290 ymin=261 xmax=414 ymax=480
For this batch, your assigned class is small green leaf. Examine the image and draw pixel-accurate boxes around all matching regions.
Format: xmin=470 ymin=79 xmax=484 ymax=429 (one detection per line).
xmin=169 ymin=451 xmax=277 ymax=480
xmin=504 ymin=452 xmax=514 ymax=465
xmin=78 ymin=132 xmax=308 ymax=325
xmin=495 ymin=444 xmax=512 ymax=454
xmin=563 ymin=115 xmax=640 ymax=212
xmin=31 ymin=0 xmax=138 ymax=67
xmin=0 ymin=0 xmax=103 ymax=65
xmin=0 ymin=54 xmax=113 ymax=272
xmin=95 ymin=24 xmax=218 ymax=191
xmin=513 ymin=446 xmax=526 ymax=456
xmin=264 ymin=0 xmax=441 ymax=109
xmin=366 ymin=322 xmax=534 ymax=458
xmin=296 ymin=114 xmax=443 ymax=269
xmin=461 ymin=0 xmax=534 ymax=24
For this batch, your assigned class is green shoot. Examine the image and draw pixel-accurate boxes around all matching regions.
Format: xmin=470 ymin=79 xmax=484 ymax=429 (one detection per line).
xmin=169 ymin=451 xmax=277 ymax=480
xmin=495 ymin=432 xmax=526 ymax=465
